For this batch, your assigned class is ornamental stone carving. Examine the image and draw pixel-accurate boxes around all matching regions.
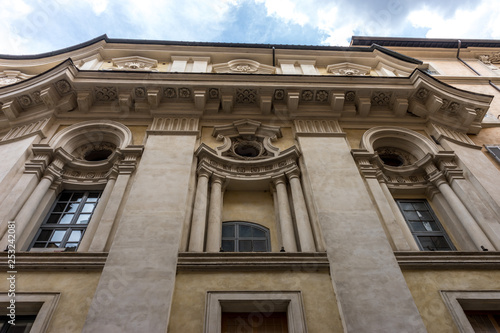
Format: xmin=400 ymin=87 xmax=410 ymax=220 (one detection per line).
xmin=111 ymin=56 xmax=158 ymax=71
xmin=212 ymin=59 xmax=276 ymax=74
xmin=0 ymin=70 xmax=32 ymax=87
xmin=327 ymin=62 xmax=371 ymax=76
xmin=212 ymin=119 xmax=282 ymax=159
xmin=479 ymin=53 xmax=500 ymax=64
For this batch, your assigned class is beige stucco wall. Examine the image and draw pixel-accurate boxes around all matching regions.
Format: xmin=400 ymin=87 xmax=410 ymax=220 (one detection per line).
xmin=222 ymin=190 xmax=279 ymax=252
xmin=0 ymin=271 xmax=101 ymax=333
xmin=128 ymin=125 xmax=148 ymax=145
xmin=403 ymin=269 xmax=500 ymax=333
xmin=470 ymin=127 xmax=500 ymax=171
xmin=168 ymin=271 xmax=342 ymax=333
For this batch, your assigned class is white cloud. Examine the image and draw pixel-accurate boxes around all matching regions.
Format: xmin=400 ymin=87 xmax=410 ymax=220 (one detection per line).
xmin=408 ymin=0 xmax=500 ymax=39
xmin=255 ymin=0 xmax=310 ymax=26
xmin=0 ymin=0 xmax=34 ymax=54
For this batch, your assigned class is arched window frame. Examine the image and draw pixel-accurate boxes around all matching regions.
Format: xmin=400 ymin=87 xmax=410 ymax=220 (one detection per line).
xmin=221 ymin=221 xmax=270 ymax=252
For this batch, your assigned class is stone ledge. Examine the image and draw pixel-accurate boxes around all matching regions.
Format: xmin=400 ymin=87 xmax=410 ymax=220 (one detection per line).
xmin=177 ymin=252 xmax=330 ymax=271
xmin=0 ymin=252 xmax=108 ymax=270
xmin=395 ymin=251 xmax=500 ymax=269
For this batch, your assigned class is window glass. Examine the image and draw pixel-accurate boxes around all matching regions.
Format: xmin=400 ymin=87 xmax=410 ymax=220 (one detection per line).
xmin=397 ymin=199 xmax=454 ymax=251
xmin=221 ymin=222 xmax=270 ymax=252
xmin=30 ymin=190 xmax=102 ymax=250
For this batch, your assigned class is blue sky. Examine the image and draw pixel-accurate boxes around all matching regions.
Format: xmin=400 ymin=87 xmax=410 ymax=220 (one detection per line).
xmin=1 ymin=0 xmax=499 ymax=55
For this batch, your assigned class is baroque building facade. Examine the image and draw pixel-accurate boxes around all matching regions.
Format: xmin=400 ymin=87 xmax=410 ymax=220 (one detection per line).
xmin=0 ymin=35 xmax=499 ymax=332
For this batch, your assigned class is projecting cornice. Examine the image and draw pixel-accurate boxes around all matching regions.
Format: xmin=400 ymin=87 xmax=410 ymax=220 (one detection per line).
xmin=0 ymin=60 xmax=493 ymax=135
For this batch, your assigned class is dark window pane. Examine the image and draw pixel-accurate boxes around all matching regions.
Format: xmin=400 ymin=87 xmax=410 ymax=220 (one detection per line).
xmin=65 ymin=203 xmax=79 ymax=213
xmin=36 ymin=230 xmax=52 ymax=242
xmin=221 ymin=240 xmax=235 ymax=252
xmin=58 ymin=192 xmax=73 ymax=201
xmin=239 ymin=225 xmax=252 ymax=237
xmin=400 ymin=203 xmax=414 ymax=210
xmin=418 ymin=236 xmax=452 ymax=251
xmin=47 ymin=242 xmax=61 ymax=248
xmin=253 ymin=240 xmax=267 ymax=252
xmin=418 ymin=211 xmax=433 ymax=220
xmin=253 ymin=228 xmax=266 ymax=238
xmin=239 ymin=240 xmax=252 ymax=252
xmin=409 ymin=222 xmax=426 ymax=232
xmin=52 ymin=203 xmax=66 ymax=212
xmin=65 ymin=243 xmax=79 ymax=251
xmin=46 ymin=214 xmax=60 ymax=224
xmin=222 ymin=224 xmax=235 ymax=238
xmin=405 ymin=211 xmax=419 ymax=220
xmin=86 ymin=192 xmax=101 ymax=202
xmin=412 ymin=202 xmax=427 ymax=210
xmin=72 ymin=193 xmax=84 ymax=202
xmin=32 ymin=243 xmax=46 ymax=248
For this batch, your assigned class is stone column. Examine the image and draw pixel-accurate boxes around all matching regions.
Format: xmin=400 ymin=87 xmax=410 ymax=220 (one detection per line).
xmin=433 ymin=176 xmax=495 ymax=250
xmin=379 ymin=181 xmax=419 ymax=251
xmin=11 ymin=172 xmax=56 ymax=243
xmin=188 ymin=169 xmax=211 ymax=252
xmin=77 ymin=172 xmax=117 ymax=252
xmin=206 ymin=174 xmax=224 ymax=252
xmin=272 ymin=175 xmax=297 ymax=252
xmin=286 ymin=170 xmax=315 ymax=252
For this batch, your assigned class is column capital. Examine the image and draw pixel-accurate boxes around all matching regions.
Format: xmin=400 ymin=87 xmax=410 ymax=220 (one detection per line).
xmin=285 ymin=168 xmax=301 ymax=180
xmin=197 ymin=167 xmax=212 ymax=179
xmin=210 ymin=173 xmax=225 ymax=185
xmin=272 ymin=174 xmax=287 ymax=186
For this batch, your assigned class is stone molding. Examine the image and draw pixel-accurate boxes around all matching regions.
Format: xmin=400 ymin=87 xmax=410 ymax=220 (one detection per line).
xmin=0 ymin=252 xmax=107 ymax=270
xmin=427 ymin=123 xmax=481 ymax=149
xmin=148 ymin=117 xmax=199 ymax=135
xmin=0 ymin=117 xmax=52 ymax=144
xmin=395 ymin=251 xmax=500 ymax=269
xmin=293 ymin=119 xmax=343 ymax=137
xmin=177 ymin=252 xmax=329 ymax=271
xmin=196 ymin=144 xmax=300 ymax=183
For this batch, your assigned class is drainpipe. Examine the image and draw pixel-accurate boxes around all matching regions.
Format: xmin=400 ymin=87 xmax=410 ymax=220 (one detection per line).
xmin=272 ymin=46 xmax=276 ymax=67
xmin=456 ymin=40 xmax=500 ymax=93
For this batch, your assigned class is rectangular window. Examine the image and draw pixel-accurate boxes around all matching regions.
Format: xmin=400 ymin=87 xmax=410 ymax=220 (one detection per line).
xmin=486 ymin=145 xmax=500 ymax=164
xmin=396 ymin=199 xmax=454 ymax=251
xmin=30 ymin=190 xmax=101 ymax=251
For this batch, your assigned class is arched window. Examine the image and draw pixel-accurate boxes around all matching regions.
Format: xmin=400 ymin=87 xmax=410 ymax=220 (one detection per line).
xmin=221 ymin=222 xmax=270 ymax=252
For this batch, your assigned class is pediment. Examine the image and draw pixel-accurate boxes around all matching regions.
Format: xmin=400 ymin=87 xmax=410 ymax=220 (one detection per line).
xmin=0 ymin=71 xmax=33 ymax=87
xmin=212 ymin=59 xmax=275 ymax=74
xmin=111 ymin=56 xmax=158 ymax=71
xmin=326 ymin=62 xmax=371 ymax=76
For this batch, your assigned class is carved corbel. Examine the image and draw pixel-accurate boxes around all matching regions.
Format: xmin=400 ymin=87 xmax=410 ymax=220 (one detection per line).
xmin=117 ymin=145 xmax=144 ymax=174
xmin=330 ymin=92 xmax=344 ymax=116
xmin=259 ymin=95 xmax=272 ymax=114
xmin=221 ymin=95 xmax=233 ymax=113
xmin=40 ymin=86 xmax=60 ymax=109
xmin=57 ymin=92 xmax=77 ymax=112
xmin=393 ymin=98 xmax=409 ymax=117
xmin=77 ymin=92 xmax=93 ymax=113
xmin=1 ymin=100 xmax=21 ymax=120
xmin=355 ymin=96 xmax=371 ymax=117
xmin=194 ymin=89 xmax=206 ymax=110
xmin=425 ymin=94 xmax=443 ymax=114
xmin=119 ymin=93 xmax=132 ymax=113
xmin=287 ymin=91 xmax=300 ymax=112
xmin=147 ymin=89 xmax=161 ymax=109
